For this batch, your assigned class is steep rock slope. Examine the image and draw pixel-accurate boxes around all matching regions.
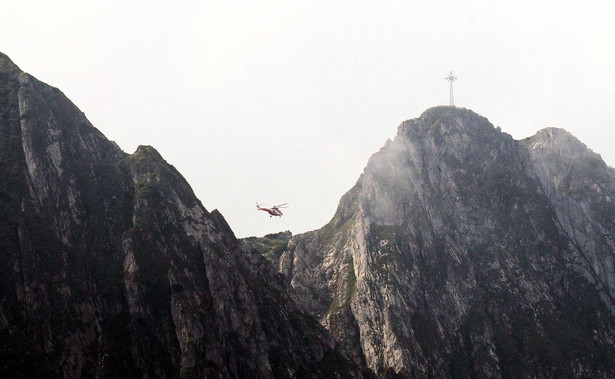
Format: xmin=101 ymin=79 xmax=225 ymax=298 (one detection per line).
xmin=0 ymin=53 xmax=360 ymax=378
xmin=262 ymin=107 xmax=615 ymax=377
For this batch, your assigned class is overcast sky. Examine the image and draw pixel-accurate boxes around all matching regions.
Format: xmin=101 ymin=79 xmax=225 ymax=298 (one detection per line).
xmin=2 ymin=1 xmax=614 ymax=237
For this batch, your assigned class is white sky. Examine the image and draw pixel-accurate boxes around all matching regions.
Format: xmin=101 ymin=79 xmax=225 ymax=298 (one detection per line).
xmin=2 ymin=1 xmax=614 ymax=237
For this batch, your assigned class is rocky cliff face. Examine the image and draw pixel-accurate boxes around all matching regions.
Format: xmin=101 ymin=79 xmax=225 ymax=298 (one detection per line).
xmin=256 ymin=107 xmax=615 ymax=377
xmin=4 ymin=51 xmax=615 ymax=379
xmin=0 ymin=53 xmax=360 ymax=378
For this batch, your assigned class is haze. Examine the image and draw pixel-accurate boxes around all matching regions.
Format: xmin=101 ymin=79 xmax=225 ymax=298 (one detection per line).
xmin=1 ymin=1 xmax=614 ymax=237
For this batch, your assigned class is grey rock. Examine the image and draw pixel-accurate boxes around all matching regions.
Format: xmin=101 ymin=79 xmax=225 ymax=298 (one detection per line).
xmin=259 ymin=107 xmax=615 ymax=377
xmin=0 ymin=52 xmax=360 ymax=378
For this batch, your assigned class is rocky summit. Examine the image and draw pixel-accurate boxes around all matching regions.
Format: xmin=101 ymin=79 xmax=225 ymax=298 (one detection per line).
xmin=250 ymin=107 xmax=615 ymax=377
xmin=0 ymin=53 xmax=360 ymax=378
xmin=1 ymin=51 xmax=615 ymax=379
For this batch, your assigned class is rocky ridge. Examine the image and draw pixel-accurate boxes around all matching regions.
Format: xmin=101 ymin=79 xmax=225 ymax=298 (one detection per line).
xmin=0 ymin=52 xmax=360 ymax=378
xmin=252 ymin=107 xmax=615 ymax=377
xmin=3 ymin=50 xmax=615 ymax=378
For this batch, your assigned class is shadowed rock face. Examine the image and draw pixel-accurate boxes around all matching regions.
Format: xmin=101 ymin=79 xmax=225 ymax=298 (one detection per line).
xmin=257 ymin=107 xmax=615 ymax=377
xmin=0 ymin=53 xmax=361 ymax=378
xmin=4 ymin=49 xmax=615 ymax=379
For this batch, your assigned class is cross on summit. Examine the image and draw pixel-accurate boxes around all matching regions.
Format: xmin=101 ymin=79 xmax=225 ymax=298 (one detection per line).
xmin=445 ymin=71 xmax=457 ymax=106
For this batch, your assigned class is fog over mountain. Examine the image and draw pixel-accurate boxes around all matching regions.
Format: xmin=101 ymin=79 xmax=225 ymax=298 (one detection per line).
xmin=244 ymin=108 xmax=615 ymax=377
xmin=2 ymin=53 xmax=615 ymax=378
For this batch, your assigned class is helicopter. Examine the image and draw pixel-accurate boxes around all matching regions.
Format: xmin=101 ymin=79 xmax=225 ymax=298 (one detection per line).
xmin=256 ymin=203 xmax=288 ymax=217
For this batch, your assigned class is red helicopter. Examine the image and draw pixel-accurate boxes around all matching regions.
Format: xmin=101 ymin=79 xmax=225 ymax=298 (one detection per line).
xmin=256 ymin=203 xmax=288 ymax=217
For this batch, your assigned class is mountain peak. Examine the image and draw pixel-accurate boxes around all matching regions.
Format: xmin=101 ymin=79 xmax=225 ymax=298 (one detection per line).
xmin=265 ymin=107 xmax=615 ymax=377
xmin=527 ymin=126 xmax=594 ymax=157
xmin=397 ymin=106 xmax=498 ymax=139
